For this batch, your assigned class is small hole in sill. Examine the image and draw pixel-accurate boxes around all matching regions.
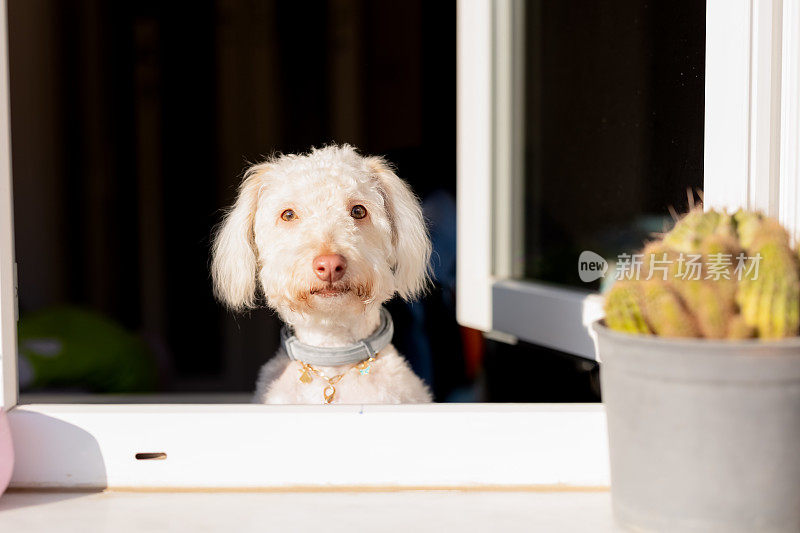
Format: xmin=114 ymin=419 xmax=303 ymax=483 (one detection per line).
xmin=135 ymin=452 xmax=167 ymax=460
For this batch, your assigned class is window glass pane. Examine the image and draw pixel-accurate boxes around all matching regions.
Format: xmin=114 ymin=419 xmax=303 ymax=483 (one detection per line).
xmin=520 ymin=1 xmax=705 ymax=290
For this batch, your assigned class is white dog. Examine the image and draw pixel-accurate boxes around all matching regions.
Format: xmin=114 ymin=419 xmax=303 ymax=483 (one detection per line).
xmin=211 ymin=145 xmax=433 ymax=404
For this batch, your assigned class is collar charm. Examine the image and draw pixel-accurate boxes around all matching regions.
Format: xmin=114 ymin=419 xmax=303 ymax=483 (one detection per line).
xmin=280 ymin=307 xmax=393 ymax=404
xmin=297 ymin=353 xmax=379 ymax=404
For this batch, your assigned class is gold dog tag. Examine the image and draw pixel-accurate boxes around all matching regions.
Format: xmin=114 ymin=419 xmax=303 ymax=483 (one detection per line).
xmin=323 ymin=385 xmax=336 ymax=404
xmin=299 ymin=369 xmax=313 ymax=384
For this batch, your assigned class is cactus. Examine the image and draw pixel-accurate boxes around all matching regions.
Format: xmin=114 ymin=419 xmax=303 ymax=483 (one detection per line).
xmin=604 ymin=207 xmax=800 ymax=340
xmin=662 ymin=209 xmax=726 ymax=253
xmin=640 ymin=281 xmax=701 ymax=338
xmin=605 ymin=281 xmax=651 ymax=335
xmin=736 ymin=220 xmax=800 ymax=339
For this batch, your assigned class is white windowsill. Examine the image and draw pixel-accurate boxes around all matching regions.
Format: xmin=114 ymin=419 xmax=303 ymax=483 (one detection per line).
xmin=7 ymin=402 xmax=610 ymax=490
xmin=0 ymin=489 xmax=616 ymax=532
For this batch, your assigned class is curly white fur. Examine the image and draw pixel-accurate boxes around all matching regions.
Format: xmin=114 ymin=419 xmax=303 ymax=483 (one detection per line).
xmin=211 ymin=145 xmax=433 ymax=404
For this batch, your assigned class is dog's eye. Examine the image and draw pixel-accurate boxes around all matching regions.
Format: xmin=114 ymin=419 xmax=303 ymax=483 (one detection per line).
xmin=280 ymin=209 xmax=297 ymax=222
xmin=350 ymin=205 xmax=367 ymax=219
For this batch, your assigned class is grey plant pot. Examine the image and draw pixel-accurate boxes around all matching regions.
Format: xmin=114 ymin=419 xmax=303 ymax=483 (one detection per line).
xmin=592 ymin=321 xmax=800 ymax=533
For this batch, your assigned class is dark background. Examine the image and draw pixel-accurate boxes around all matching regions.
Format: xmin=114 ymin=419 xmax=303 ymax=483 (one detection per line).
xmin=8 ymin=0 xmax=704 ymax=401
xmin=9 ymin=0 xmax=461 ymax=395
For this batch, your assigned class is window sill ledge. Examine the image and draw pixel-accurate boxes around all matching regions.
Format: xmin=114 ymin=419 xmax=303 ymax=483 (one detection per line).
xmin=0 ymin=489 xmax=615 ymax=532
xmin=7 ymin=403 xmax=609 ymax=490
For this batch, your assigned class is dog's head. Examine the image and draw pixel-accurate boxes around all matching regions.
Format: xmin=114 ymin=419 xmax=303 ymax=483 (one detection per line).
xmin=211 ymin=145 xmax=431 ymax=320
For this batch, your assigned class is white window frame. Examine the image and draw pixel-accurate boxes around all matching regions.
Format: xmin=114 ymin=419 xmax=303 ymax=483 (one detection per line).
xmin=0 ymin=0 xmax=607 ymax=490
xmin=457 ymin=0 xmax=612 ymax=357
xmin=704 ymin=0 xmax=800 ymax=239
xmin=0 ymin=0 xmax=16 ymax=412
xmin=458 ymin=0 xmax=800 ymax=356
xmin=0 ymin=0 xmax=797 ymax=490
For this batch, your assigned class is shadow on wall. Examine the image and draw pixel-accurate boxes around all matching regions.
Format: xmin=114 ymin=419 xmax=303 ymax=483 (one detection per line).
xmin=7 ymin=411 xmax=107 ymax=493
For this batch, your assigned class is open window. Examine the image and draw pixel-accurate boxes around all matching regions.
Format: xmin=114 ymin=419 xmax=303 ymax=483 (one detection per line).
xmin=458 ymin=0 xmax=705 ymax=355
xmin=459 ymin=0 xmax=800 ymax=356
xmin=1 ymin=0 xmax=799 ymax=489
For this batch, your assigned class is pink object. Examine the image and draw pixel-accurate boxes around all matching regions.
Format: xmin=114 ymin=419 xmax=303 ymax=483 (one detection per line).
xmin=312 ymin=254 xmax=347 ymax=282
xmin=0 ymin=409 xmax=13 ymax=496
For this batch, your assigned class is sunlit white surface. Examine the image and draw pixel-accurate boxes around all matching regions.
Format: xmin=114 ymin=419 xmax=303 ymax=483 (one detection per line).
xmin=0 ymin=490 xmax=617 ymax=533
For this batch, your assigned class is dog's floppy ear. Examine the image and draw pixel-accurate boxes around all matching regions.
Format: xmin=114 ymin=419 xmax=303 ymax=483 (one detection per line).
xmin=368 ymin=157 xmax=432 ymax=300
xmin=211 ymin=163 xmax=268 ymax=311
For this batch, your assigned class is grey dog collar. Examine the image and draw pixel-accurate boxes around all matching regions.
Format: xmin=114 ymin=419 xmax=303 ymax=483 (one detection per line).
xmin=281 ymin=307 xmax=394 ymax=366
